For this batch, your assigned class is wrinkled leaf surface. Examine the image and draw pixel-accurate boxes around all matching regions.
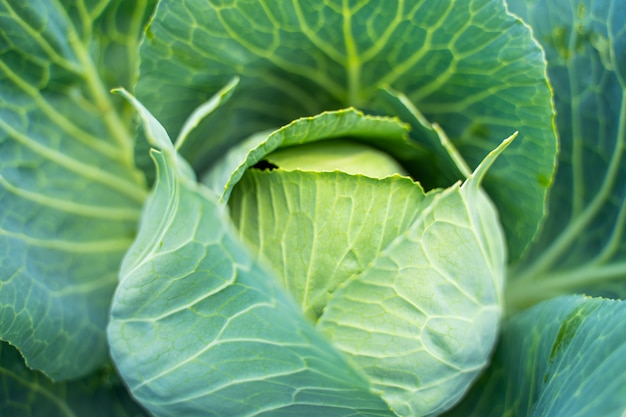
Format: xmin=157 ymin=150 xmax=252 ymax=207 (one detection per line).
xmin=0 ymin=0 xmax=153 ymax=379
xmin=508 ymin=0 xmax=626 ymax=306
xmin=443 ymin=296 xmax=626 ymax=417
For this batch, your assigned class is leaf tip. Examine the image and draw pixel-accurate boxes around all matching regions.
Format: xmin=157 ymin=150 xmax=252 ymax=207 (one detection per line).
xmin=466 ymin=131 xmax=518 ymax=188
xmin=174 ymin=76 xmax=241 ymax=150
xmin=111 ymin=87 xmax=132 ymax=100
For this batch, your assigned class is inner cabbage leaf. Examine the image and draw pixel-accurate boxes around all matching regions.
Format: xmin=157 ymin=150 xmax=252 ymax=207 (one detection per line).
xmin=263 ymin=139 xmax=409 ymax=178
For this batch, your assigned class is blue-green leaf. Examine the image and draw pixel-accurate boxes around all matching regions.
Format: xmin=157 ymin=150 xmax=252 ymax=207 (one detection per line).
xmin=136 ymin=0 xmax=557 ymax=260
xmin=374 ymin=87 xmax=468 ymax=185
xmin=0 ymin=0 xmax=153 ymax=379
xmin=0 ymin=341 xmax=147 ymax=417
xmin=507 ymin=0 xmax=626 ymax=308
xmin=174 ymin=76 xmax=240 ymax=171
xmin=442 ymin=296 xmax=626 ymax=417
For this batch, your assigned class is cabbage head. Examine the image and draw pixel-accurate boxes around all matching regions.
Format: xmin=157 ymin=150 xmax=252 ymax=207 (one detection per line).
xmin=108 ymin=91 xmax=512 ymax=417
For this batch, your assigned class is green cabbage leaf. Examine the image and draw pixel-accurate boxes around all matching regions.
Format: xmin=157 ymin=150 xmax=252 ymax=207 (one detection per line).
xmin=507 ymin=0 xmax=626 ymax=307
xmin=0 ymin=0 xmax=154 ymax=380
xmin=0 ymin=343 xmax=148 ymax=417
xmin=443 ymin=296 xmax=626 ymax=417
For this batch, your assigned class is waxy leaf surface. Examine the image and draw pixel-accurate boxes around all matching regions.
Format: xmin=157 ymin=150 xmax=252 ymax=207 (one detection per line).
xmin=443 ymin=296 xmax=626 ymax=417
xmin=508 ymin=0 xmax=626 ymax=307
xmin=0 ymin=0 xmax=153 ymax=379
xmin=0 ymin=342 xmax=147 ymax=417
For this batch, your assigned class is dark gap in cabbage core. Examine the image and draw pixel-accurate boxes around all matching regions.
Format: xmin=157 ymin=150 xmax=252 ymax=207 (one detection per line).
xmin=252 ymin=160 xmax=279 ymax=171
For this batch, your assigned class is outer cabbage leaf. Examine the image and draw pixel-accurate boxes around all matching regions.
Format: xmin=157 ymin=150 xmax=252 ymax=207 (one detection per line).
xmin=136 ymin=0 xmax=556 ymax=260
xmin=0 ymin=341 xmax=148 ymax=417
xmin=174 ymin=76 xmax=240 ymax=171
xmin=442 ymin=296 xmax=626 ymax=417
xmin=0 ymin=0 xmax=153 ymax=379
xmin=507 ymin=0 xmax=626 ymax=307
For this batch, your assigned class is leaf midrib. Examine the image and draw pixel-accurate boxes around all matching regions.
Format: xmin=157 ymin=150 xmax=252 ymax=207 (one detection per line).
xmin=64 ymin=3 xmax=136 ymax=163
